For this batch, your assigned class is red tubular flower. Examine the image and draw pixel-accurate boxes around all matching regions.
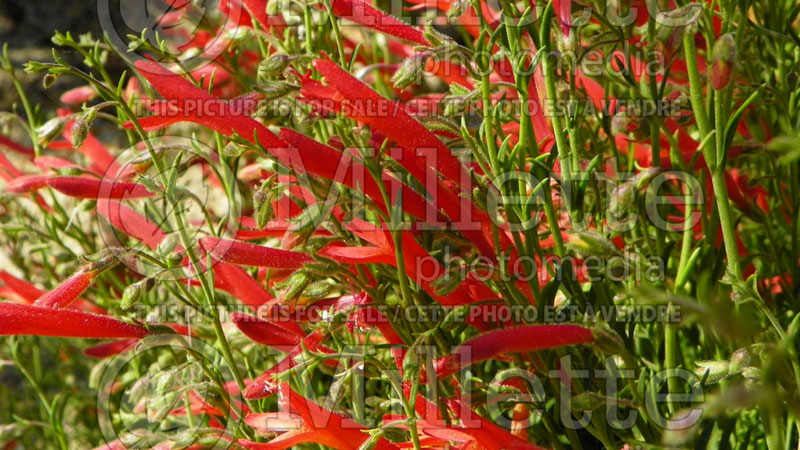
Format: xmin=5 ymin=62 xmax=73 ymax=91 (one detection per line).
xmin=34 ymin=256 xmax=119 ymax=308
xmin=725 ymin=169 xmax=769 ymax=216
xmin=434 ymin=324 xmax=595 ymax=377
xmin=132 ymin=60 xmax=287 ymax=151
xmin=133 ymin=60 xmax=437 ymax=228
xmin=0 ymin=271 xmax=45 ymax=302
xmin=278 ymin=128 xmax=432 ymax=222
xmin=0 ymin=302 xmax=149 ymax=338
xmin=241 ymin=385 xmax=399 ymax=450
xmin=83 ymin=323 xmax=192 ymax=358
xmin=311 ymin=59 xmax=511 ymax=262
xmin=60 ymin=86 xmax=97 ymax=105
xmin=4 ymin=174 xmax=49 ymax=194
xmin=96 ymin=199 xmax=167 ymax=250
xmin=82 ymin=339 xmax=138 ymax=358
xmin=212 ymin=261 xmax=276 ymax=309
xmin=199 ymin=237 xmax=312 ymax=269
xmin=328 ymin=0 xmax=430 ymax=46
xmin=46 ymin=176 xmax=153 ymax=199
xmin=0 ymin=134 xmax=34 ymax=155
xmin=320 ymin=220 xmax=495 ymax=306
xmin=232 ymin=313 xmax=304 ymax=347
xmin=33 ymin=155 xmax=80 ymax=171
xmin=240 ymin=0 xmax=287 ymax=32
xmin=553 ymin=0 xmax=572 ymax=37
xmin=0 ymin=151 xmax=24 ymax=179
xmin=0 ymin=271 xmax=106 ymax=313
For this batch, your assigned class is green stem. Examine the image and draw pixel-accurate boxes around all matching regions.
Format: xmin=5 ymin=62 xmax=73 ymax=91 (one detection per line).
xmin=540 ymin=2 xmax=575 ymax=221
xmin=683 ymin=28 xmax=742 ymax=280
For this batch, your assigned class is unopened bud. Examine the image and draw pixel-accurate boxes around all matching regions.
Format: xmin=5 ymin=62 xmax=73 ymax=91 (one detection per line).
xmin=121 ymin=278 xmax=154 ymax=310
xmin=567 ymin=230 xmax=621 ymax=258
xmin=419 ymin=115 xmax=460 ymax=135
xmin=711 ymin=33 xmax=736 ymax=90
xmin=71 ymin=108 xmax=96 ymax=149
xmin=591 ymin=325 xmax=626 ymax=355
xmin=303 ymin=280 xmax=333 ymax=300
xmin=391 ymin=53 xmax=429 ymax=89
xmin=694 ymin=360 xmax=730 ymax=383
xmin=258 ymin=54 xmax=294 ymax=80
xmin=254 ymin=178 xmax=277 ymax=229
xmin=279 ymin=271 xmax=311 ymax=304
xmin=43 ymin=73 xmax=59 ymax=89
xmin=254 ymin=81 xmax=300 ymax=100
xmin=447 ymin=0 xmax=470 ymax=19
xmin=146 ymin=391 xmax=179 ymax=423
xmin=36 ymin=117 xmax=66 ymax=147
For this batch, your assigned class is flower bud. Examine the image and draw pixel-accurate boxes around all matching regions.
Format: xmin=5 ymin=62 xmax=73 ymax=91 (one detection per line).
xmin=254 ymin=81 xmax=300 ymax=100
xmin=591 ymin=325 xmax=626 ymax=355
xmin=146 ymin=391 xmax=178 ymax=423
xmin=419 ymin=115 xmax=460 ymax=134
xmin=711 ymin=33 xmax=736 ymax=90
xmin=42 ymin=73 xmax=58 ymax=89
xmin=654 ymin=21 xmax=687 ymax=62
xmin=694 ymin=360 xmax=730 ymax=383
xmin=71 ymin=107 xmax=96 ymax=149
xmin=447 ymin=0 xmax=470 ymax=19
xmin=254 ymin=178 xmax=277 ymax=229
xmin=36 ymin=117 xmax=66 ymax=147
xmin=391 ymin=53 xmax=428 ymax=89
xmin=121 ymin=278 xmax=154 ymax=310
xmin=567 ymin=230 xmax=621 ymax=258
xmin=258 ymin=54 xmax=294 ymax=80
xmin=278 ymin=271 xmax=311 ymax=304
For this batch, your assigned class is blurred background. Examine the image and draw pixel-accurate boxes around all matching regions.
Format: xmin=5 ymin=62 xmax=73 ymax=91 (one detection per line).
xmin=0 ymin=0 xmax=119 ymax=111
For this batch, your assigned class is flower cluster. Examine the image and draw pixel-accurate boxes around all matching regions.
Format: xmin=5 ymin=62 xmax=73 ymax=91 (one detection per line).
xmin=0 ymin=0 xmax=798 ymax=448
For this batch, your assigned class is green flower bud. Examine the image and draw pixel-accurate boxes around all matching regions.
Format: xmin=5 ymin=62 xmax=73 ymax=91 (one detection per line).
xmin=43 ymin=73 xmax=59 ymax=89
xmin=391 ymin=53 xmax=428 ymax=89
xmin=146 ymin=391 xmax=179 ymax=423
xmin=591 ymin=325 xmax=626 ymax=355
xmin=121 ymin=278 xmax=154 ymax=310
xmin=694 ymin=360 xmax=730 ymax=383
xmin=71 ymin=107 xmax=96 ymax=149
xmin=254 ymin=81 xmax=300 ymax=100
xmin=567 ymin=230 xmax=621 ymax=258
xmin=258 ymin=54 xmax=294 ymax=80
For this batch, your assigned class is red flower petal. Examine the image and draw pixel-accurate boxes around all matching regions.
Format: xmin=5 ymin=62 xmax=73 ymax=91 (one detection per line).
xmin=96 ymin=199 xmax=167 ymax=250
xmin=232 ymin=312 xmax=303 ymax=346
xmin=0 ymin=302 xmax=149 ymax=338
xmin=199 ymin=237 xmax=312 ymax=269
xmin=47 ymin=176 xmax=153 ymax=199
xmin=328 ymin=0 xmax=430 ymax=46
xmin=0 ymin=271 xmax=45 ymax=302
xmin=434 ymin=324 xmax=594 ymax=377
